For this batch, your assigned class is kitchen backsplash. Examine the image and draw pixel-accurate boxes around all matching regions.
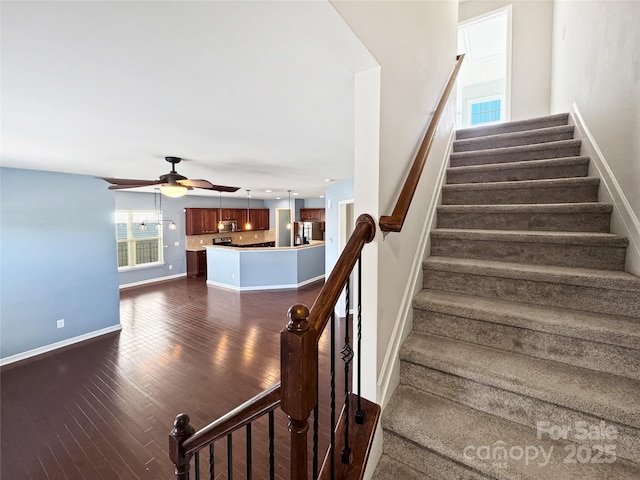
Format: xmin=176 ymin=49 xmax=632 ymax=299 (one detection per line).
xmin=186 ymin=229 xmax=276 ymax=250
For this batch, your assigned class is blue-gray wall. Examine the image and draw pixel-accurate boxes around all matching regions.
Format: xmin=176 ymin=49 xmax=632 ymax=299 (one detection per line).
xmin=115 ymin=191 xmax=265 ymax=286
xmin=324 ymin=178 xmax=354 ymax=276
xmin=0 ymin=167 xmax=121 ymax=360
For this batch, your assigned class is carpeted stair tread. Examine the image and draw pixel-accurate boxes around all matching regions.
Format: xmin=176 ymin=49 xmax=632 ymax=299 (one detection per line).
xmin=453 ymin=125 xmax=575 ymax=152
xmin=436 ymin=203 xmax=613 ymax=232
xmin=423 ymin=256 xmax=640 ymax=292
xmin=431 ymin=228 xmax=628 ymax=247
xmin=430 ymin=229 xmax=628 ymax=270
xmin=442 ymin=177 xmax=599 ymax=205
xmin=438 ymin=203 xmax=613 ymax=215
xmin=449 ymin=139 xmax=581 ymax=167
xmin=371 ymin=454 xmax=436 ymax=480
xmin=443 ymin=176 xmax=600 ymax=193
xmin=384 ymin=385 xmax=640 ymax=479
xmin=446 ymin=156 xmax=590 ymax=183
xmin=456 ymin=113 xmax=570 ymax=140
xmin=412 ymin=289 xmax=640 ymax=349
xmin=400 ymin=332 xmax=640 ymax=428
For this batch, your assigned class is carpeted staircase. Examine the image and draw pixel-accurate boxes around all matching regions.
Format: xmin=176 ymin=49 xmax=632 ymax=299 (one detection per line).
xmin=373 ymin=113 xmax=640 ymax=479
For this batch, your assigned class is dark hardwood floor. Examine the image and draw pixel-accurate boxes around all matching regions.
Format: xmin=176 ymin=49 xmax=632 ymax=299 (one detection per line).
xmin=1 ymin=277 xmax=345 ymax=479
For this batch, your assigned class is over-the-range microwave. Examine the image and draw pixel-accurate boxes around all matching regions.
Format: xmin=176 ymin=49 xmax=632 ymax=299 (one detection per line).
xmin=218 ymin=220 xmax=237 ymax=232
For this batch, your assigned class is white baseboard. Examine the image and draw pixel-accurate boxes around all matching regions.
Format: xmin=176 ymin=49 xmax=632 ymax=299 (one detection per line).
xmin=376 ymin=125 xmax=456 ymax=409
xmin=119 ymin=273 xmax=186 ymax=290
xmin=570 ymin=104 xmax=640 ymax=275
xmin=207 ymin=275 xmax=325 ymax=292
xmin=0 ymin=324 xmax=122 ymax=367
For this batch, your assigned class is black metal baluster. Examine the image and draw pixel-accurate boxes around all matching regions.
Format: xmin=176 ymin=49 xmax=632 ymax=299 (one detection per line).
xmin=330 ymin=311 xmax=336 ymax=480
xmin=227 ymin=433 xmax=233 ymax=480
xmin=341 ymin=279 xmax=353 ymax=465
xmin=355 ymin=254 xmax=364 ymax=424
xmin=209 ymin=443 xmax=214 ymax=480
xmin=246 ymin=423 xmax=252 ymax=480
xmin=269 ymin=411 xmax=275 ymax=480
xmin=194 ymin=451 xmax=200 ymax=480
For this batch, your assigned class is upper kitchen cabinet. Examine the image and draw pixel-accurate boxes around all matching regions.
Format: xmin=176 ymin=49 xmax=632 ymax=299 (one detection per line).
xmin=249 ymin=209 xmax=270 ymax=231
xmin=185 ymin=208 xmax=218 ymax=235
xmin=299 ymin=208 xmax=325 ymax=222
xmin=220 ymin=208 xmax=238 ymax=222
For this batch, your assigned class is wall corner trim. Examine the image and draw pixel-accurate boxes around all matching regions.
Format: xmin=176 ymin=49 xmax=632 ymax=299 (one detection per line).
xmin=0 ymin=324 xmax=123 ymax=367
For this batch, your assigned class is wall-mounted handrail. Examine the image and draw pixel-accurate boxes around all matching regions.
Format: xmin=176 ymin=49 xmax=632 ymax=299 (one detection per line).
xmin=379 ymin=54 xmax=464 ymax=233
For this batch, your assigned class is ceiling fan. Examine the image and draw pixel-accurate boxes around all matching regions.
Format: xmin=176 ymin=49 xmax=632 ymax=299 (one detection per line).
xmin=99 ymin=156 xmax=240 ymax=197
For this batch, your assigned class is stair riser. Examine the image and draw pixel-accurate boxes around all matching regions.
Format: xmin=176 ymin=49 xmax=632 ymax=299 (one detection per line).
xmin=436 ymin=210 xmax=611 ymax=232
xmin=382 ymin=430 xmax=490 ymax=480
xmin=413 ymin=310 xmax=640 ymax=379
xmin=450 ymin=144 xmax=581 ymax=167
xmin=453 ymin=129 xmax=575 ymax=152
xmin=430 ymin=237 xmax=627 ymax=270
xmin=442 ymin=183 xmax=599 ymax=205
xmin=456 ymin=114 xmax=569 ymax=140
xmin=446 ymin=162 xmax=588 ymax=184
xmin=422 ymin=268 xmax=640 ymax=318
xmin=400 ymin=362 xmax=640 ymax=464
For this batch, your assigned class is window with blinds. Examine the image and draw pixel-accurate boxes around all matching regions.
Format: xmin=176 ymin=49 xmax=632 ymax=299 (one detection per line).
xmin=115 ymin=210 xmax=163 ymax=269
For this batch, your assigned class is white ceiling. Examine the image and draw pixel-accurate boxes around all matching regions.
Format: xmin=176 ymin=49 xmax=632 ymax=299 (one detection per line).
xmin=1 ymin=1 xmax=377 ymax=199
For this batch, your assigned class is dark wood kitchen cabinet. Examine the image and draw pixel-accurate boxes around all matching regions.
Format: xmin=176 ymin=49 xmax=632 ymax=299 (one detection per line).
xmin=186 ymin=250 xmax=207 ymax=278
xmin=249 ymin=209 xmax=270 ymax=231
xmin=299 ymin=208 xmax=325 ymax=222
xmin=185 ymin=208 xmax=218 ymax=235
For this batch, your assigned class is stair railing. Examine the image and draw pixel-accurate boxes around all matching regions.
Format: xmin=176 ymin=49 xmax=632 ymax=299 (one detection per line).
xmin=169 ymin=54 xmax=463 ymax=480
xmin=169 ymin=214 xmax=378 ymax=480
xmin=379 ymin=53 xmax=464 ymax=233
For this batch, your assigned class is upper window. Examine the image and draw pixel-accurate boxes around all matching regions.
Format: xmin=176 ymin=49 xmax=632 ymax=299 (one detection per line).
xmin=115 ymin=210 xmax=163 ymax=269
xmin=470 ymin=98 xmax=502 ymax=126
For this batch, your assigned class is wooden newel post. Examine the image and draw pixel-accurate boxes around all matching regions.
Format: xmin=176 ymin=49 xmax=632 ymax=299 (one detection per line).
xmin=281 ymin=304 xmax=317 ymax=480
xmin=169 ymin=413 xmax=195 ymax=479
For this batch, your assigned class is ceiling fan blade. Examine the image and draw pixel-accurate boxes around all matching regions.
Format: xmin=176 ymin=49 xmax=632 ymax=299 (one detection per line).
xmin=99 ymin=177 xmax=160 ymax=186
xmin=177 ymin=179 xmax=214 ymax=189
xmin=201 ymin=185 xmax=241 ymax=193
xmin=107 ymin=183 xmax=162 ymax=190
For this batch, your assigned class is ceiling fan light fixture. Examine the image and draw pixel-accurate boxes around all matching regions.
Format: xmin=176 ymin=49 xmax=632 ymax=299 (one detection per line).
xmin=169 ymin=221 xmax=177 ymax=230
xmin=161 ymin=184 xmax=188 ymax=198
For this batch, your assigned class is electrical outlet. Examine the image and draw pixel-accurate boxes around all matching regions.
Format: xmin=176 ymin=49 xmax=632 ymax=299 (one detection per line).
xmin=232 ymin=273 xmax=235 ymax=279
xmin=239 ymin=236 xmax=242 ymax=240
xmin=57 ymin=319 xmax=64 ymax=329
xmin=200 ymin=240 xmax=203 ymax=244
xmin=169 ymin=265 xmax=173 ymax=270
xmin=255 ymin=235 xmax=258 ymax=239
xmin=174 ymin=241 xmax=179 ymax=247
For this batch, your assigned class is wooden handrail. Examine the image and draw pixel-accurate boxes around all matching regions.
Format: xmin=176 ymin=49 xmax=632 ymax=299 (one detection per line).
xmin=307 ymin=214 xmax=376 ymax=338
xmin=379 ymin=54 xmax=464 ymax=233
xmin=173 ymin=382 xmax=281 ymax=460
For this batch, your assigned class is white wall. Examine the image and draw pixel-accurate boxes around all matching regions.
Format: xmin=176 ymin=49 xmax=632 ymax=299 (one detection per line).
xmin=550 ymin=0 xmax=640 ymax=224
xmin=460 ymin=0 xmax=553 ymax=121
xmin=331 ymin=1 xmax=458 ymax=391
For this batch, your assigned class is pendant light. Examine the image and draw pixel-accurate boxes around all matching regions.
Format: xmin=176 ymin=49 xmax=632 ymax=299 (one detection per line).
xmin=155 ymin=188 xmax=162 ymax=229
xmin=245 ymin=190 xmax=252 ymax=230
xmin=286 ymin=190 xmax=292 ymax=229
xmin=217 ymin=191 xmax=224 ymax=230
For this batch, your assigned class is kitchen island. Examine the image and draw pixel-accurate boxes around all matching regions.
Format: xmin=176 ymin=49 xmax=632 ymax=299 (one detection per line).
xmin=205 ymin=242 xmax=325 ymax=291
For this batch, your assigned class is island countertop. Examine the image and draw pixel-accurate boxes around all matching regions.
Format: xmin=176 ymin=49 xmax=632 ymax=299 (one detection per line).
xmin=205 ymin=242 xmax=325 ymax=291
xmin=206 ymin=240 xmax=324 ymax=251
